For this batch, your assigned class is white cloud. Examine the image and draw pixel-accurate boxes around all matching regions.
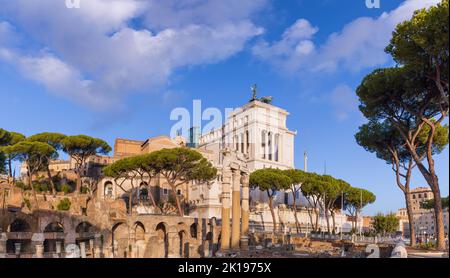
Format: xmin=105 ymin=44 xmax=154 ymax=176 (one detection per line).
xmin=0 ymin=0 xmax=266 ymax=109
xmin=252 ymin=0 xmax=440 ymax=73
xmin=252 ymin=19 xmax=318 ymax=72
xmin=329 ymin=84 xmax=359 ymax=122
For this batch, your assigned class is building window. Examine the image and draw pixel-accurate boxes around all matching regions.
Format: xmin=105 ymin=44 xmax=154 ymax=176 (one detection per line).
xmin=268 ymin=132 xmax=272 ymax=161
xmin=246 ymin=130 xmax=250 ymax=154
xmin=261 ymin=131 xmax=266 ymax=159
xmin=424 ymin=193 xmax=427 ymax=198
xmin=413 ymin=194 xmax=416 ymax=199
xmin=177 ymin=189 xmax=182 ymax=196
xmin=274 ymin=134 xmax=279 ymax=162
xmin=419 ymin=194 xmax=422 ymax=198
xmin=163 ymin=188 xmax=168 ymax=195
xmin=104 ymin=182 xmax=113 ymax=198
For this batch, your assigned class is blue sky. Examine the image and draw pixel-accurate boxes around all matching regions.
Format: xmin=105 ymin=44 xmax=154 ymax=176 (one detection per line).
xmin=0 ymin=0 xmax=448 ymax=215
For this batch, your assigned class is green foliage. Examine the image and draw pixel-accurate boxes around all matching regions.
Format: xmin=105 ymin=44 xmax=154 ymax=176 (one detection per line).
xmin=386 ymin=0 xmax=448 ymax=93
xmin=58 ymin=184 xmax=72 ymax=194
xmin=250 ymin=168 xmax=291 ymax=197
xmin=0 ymin=152 xmax=6 ymax=174
xmin=151 ymin=148 xmax=217 ymax=184
xmin=57 ymin=198 xmax=71 ymax=211
xmin=418 ymin=242 xmax=436 ymax=250
xmin=0 ymin=128 xmax=11 ymax=146
xmin=0 ymin=129 xmax=26 ymax=175
xmin=61 ymin=135 xmax=111 ymax=166
xmin=80 ymin=185 xmax=89 ymax=194
xmin=283 ymin=169 xmax=309 ymax=186
xmin=33 ymin=183 xmax=51 ymax=193
xmin=372 ymin=212 xmax=399 ymax=235
xmin=2 ymin=141 xmax=57 ymax=175
xmin=344 ymin=187 xmax=376 ymax=213
xmin=420 ymin=195 xmax=449 ymax=210
xmin=23 ymin=198 xmax=31 ymax=210
xmin=27 ymin=132 xmax=66 ymax=150
xmin=15 ymin=181 xmax=30 ymax=191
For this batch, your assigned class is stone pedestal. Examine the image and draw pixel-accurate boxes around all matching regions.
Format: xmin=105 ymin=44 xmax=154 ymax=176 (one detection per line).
xmin=240 ymin=236 xmax=249 ymax=251
xmin=35 ymin=244 xmax=44 ymax=258
xmin=79 ymin=241 xmax=86 ymax=258
xmin=231 ymin=170 xmax=241 ymax=250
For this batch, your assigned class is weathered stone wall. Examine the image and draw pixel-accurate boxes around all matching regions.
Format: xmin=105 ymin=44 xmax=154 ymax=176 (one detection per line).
xmin=0 ymin=196 xmax=220 ymax=258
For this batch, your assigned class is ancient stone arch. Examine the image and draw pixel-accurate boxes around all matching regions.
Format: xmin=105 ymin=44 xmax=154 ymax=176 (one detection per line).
xmin=43 ymin=221 xmax=65 ymax=253
xmin=111 ymin=222 xmax=129 ymax=258
xmin=144 ymin=222 xmax=168 ymax=258
xmin=190 ymin=223 xmax=198 ymax=239
xmin=8 ymin=218 xmax=32 ymax=232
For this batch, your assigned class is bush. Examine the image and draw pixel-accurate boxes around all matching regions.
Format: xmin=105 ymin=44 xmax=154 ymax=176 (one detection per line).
xmin=419 ymin=242 xmax=436 ymax=250
xmin=57 ymin=198 xmax=71 ymax=211
xmin=80 ymin=186 xmax=89 ymax=194
xmin=58 ymin=184 xmax=71 ymax=194
xmin=23 ymin=198 xmax=31 ymax=210
xmin=33 ymin=183 xmax=51 ymax=193
xmin=16 ymin=181 xmax=30 ymax=191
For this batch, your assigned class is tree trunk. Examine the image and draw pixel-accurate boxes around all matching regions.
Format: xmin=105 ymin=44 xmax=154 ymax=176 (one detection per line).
xmin=431 ymin=183 xmax=445 ymax=250
xmin=46 ymin=167 xmax=56 ymax=196
xmin=28 ymin=171 xmax=39 ymax=210
xmin=314 ymin=208 xmax=319 ymax=232
xmin=324 ymin=208 xmax=331 ymax=234
xmin=268 ymin=197 xmax=277 ymax=234
xmin=411 ymin=154 xmax=445 ymax=250
xmin=8 ymin=158 xmax=12 ymax=179
xmin=404 ymin=191 xmax=416 ymax=247
xmin=171 ymin=185 xmax=183 ymax=216
xmin=403 ymin=123 xmax=445 ymax=250
xmin=307 ymin=209 xmax=314 ymax=233
xmin=292 ymin=192 xmax=300 ymax=233
xmin=75 ymin=170 xmax=81 ymax=195
xmin=331 ymin=210 xmax=336 ymax=234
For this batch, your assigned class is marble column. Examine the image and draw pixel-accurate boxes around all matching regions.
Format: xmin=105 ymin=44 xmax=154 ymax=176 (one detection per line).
xmin=231 ymin=170 xmax=241 ymax=250
xmin=220 ymin=169 xmax=232 ymax=251
xmin=240 ymin=173 xmax=250 ymax=251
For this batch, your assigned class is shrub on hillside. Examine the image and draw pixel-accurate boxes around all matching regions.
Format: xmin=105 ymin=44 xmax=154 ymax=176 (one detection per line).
xmin=57 ymin=198 xmax=71 ymax=211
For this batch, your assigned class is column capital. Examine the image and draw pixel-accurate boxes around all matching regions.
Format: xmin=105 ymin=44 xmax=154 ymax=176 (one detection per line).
xmin=240 ymin=173 xmax=249 ymax=186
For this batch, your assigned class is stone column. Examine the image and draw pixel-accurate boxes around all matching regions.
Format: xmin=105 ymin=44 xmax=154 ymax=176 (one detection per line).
xmin=54 ymin=241 xmax=62 ymax=258
xmin=220 ymin=169 xmax=232 ymax=251
xmin=14 ymin=242 xmax=22 ymax=257
xmin=240 ymin=173 xmax=250 ymax=251
xmin=31 ymin=233 xmax=45 ymax=258
xmin=79 ymin=241 xmax=86 ymax=258
xmin=231 ymin=170 xmax=241 ymax=250
xmin=168 ymin=232 xmax=180 ymax=258
xmin=94 ymin=234 xmax=103 ymax=258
